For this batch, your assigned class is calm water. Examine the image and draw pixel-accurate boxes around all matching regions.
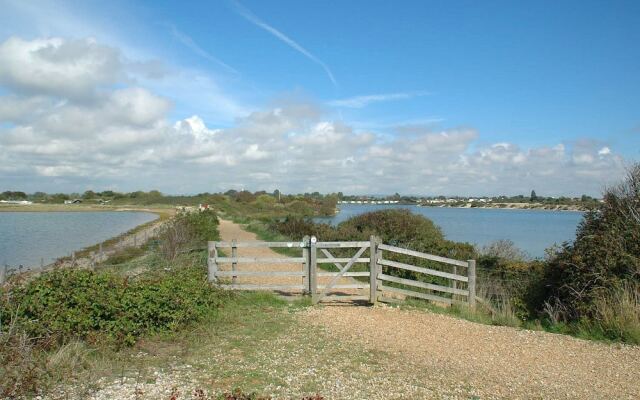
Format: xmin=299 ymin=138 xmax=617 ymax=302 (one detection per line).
xmin=315 ymin=204 xmax=584 ymax=258
xmin=0 ymin=211 xmax=158 ymax=268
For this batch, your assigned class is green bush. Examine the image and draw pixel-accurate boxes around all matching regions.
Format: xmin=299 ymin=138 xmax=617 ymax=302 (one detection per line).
xmin=1 ymin=266 xmax=225 ymax=347
xmin=182 ymin=209 xmax=220 ymax=243
xmin=270 ymin=210 xmax=475 ymax=293
xmin=539 ymin=164 xmax=640 ymax=324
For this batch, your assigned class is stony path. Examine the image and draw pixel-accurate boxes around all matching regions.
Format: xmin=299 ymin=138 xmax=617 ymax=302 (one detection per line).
xmin=219 ymin=219 xmax=640 ymax=400
xmin=300 ymin=306 xmax=640 ymax=399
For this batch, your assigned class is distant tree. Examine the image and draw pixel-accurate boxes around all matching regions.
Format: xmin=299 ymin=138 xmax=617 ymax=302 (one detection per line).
xmin=254 ymin=194 xmax=276 ymax=208
xmin=1 ymin=191 xmax=27 ymax=200
xmin=50 ymin=193 xmax=70 ymax=202
xmin=224 ymin=189 xmax=238 ymax=197
xmin=31 ymin=192 xmax=49 ymax=201
xmin=530 ymin=190 xmax=538 ymax=202
xmin=319 ymin=196 xmax=338 ymax=216
xmin=234 ymin=190 xmax=255 ymax=203
xmin=82 ymin=190 xmax=97 ymax=199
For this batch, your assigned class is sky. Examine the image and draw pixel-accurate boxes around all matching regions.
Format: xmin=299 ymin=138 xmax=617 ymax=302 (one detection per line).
xmin=0 ymin=0 xmax=638 ymax=196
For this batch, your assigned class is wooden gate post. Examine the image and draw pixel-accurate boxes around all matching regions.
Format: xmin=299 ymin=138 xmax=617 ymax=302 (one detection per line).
xmin=369 ymin=236 xmax=381 ymax=305
xmin=231 ymin=239 xmax=238 ymax=284
xmin=0 ymin=264 xmax=6 ymax=285
xmin=302 ymin=235 xmax=310 ymax=295
xmin=207 ymin=241 xmax=218 ymax=283
xmin=467 ymin=259 xmax=476 ymax=308
xmin=310 ymin=236 xmax=318 ymax=304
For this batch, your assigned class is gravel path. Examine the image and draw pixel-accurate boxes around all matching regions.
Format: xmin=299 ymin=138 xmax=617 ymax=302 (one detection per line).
xmin=300 ymin=306 xmax=640 ymax=399
xmin=220 ymin=219 xmax=640 ymax=399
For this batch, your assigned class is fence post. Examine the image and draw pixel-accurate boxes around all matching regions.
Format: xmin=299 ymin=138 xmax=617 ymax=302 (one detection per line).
xmin=0 ymin=264 xmax=5 ymax=285
xmin=310 ymin=236 xmax=318 ymax=304
xmin=467 ymin=259 xmax=476 ymax=309
xmin=302 ymin=235 xmax=310 ymax=295
xmin=207 ymin=241 xmax=218 ymax=283
xmin=71 ymin=252 xmax=75 ymax=267
xmin=99 ymin=243 xmax=103 ymax=260
xmin=369 ymin=236 xmax=380 ymax=305
xmin=231 ymin=239 xmax=238 ymax=284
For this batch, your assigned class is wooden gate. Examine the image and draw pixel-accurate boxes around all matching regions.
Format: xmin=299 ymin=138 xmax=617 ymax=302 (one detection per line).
xmin=208 ymin=236 xmax=476 ymax=306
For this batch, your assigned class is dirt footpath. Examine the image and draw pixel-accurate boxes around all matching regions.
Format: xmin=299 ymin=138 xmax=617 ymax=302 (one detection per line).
xmin=219 ymin=219 xmax=640 ymax=400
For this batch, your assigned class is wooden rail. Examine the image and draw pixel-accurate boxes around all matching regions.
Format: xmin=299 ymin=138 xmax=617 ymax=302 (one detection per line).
xmin=207 ymin=237 xmax=476 ymax=308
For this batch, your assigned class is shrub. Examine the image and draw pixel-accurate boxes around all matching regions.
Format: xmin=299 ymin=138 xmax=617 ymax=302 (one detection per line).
xmin=270 ymin=210 xmax=475 ymax=294
xmin=159 ymin=210 xmax=219 ymax=260
xmin=1 ymin=266 xmax=225 ymax=348
xmin=539 ymin=164 xmax=640 ymax=324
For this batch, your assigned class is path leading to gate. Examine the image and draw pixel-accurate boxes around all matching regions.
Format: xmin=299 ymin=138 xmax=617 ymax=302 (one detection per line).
xmin=218 ymin=218 xmax=640 ymax=399
xmin=217 ymin=218 xmax=361 ymax=300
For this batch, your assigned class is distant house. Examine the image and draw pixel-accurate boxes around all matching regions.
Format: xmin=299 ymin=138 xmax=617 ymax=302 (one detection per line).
xmin=64 ymin=199 xmax=82 ymax=204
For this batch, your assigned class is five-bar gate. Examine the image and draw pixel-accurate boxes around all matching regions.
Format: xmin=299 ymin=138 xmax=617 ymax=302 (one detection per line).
xmin=208 ymin=236 xmax=476 ymax=306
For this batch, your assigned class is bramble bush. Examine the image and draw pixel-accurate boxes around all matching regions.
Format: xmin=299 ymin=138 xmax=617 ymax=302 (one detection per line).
xmin=2 ymin=265 xmax=225 ymax=348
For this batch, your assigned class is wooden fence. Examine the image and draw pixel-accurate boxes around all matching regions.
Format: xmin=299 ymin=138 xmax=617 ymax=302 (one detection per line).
xmin=208 ymin=236 xmax=475 ymax=307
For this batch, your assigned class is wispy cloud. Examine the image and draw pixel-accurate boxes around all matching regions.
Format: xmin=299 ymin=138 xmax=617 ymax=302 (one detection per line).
xmin=231 ymin=0 xmax=337 ymax=88
xmin=328 ymin=91 xmax=430 ymax=108
xmin=169 ymin=25 xmax=239 ymax=74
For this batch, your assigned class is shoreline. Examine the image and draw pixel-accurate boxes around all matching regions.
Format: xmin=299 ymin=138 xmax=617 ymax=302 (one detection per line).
xmin=0 ymin=203 xmax=175 ymax=213
xmin=337 ymin=203 xmax=587 ymax=213
xmin=1 ymin=207 xmax=174 ymax=273
xmin=418 ymin=204 xmax=586 ymax=212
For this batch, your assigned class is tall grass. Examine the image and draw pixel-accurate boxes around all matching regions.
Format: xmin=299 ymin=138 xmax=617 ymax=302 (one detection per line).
xmin=589 ymin=283 xmax=640 ymax=344
xmin=475 ymin=279 xmax=522 ymax=327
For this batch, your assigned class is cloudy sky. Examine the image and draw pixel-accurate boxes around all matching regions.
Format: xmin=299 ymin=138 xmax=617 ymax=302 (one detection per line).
xmin=0 ymin=0 xmax=638 ymax=196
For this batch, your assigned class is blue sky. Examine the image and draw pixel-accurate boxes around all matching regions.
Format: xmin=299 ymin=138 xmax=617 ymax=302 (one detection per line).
xmin=0 ymin=0 xmax=638 ymax=195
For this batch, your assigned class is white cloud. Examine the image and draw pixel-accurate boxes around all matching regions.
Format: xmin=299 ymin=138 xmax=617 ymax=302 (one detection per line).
xmin=0 ymin=36 xmax=629 ymax=196
xmin=328 ymin=92 xmax=429 ymax=108
xmin=598 ymin=146 xmax=611 ymax=156
xmin=0 ymin=36 xmax=122 ymax=99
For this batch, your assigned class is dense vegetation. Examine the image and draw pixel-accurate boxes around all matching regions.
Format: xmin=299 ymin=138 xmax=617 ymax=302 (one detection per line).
xmin=537 ymin=165 xmax=640 ymax=341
